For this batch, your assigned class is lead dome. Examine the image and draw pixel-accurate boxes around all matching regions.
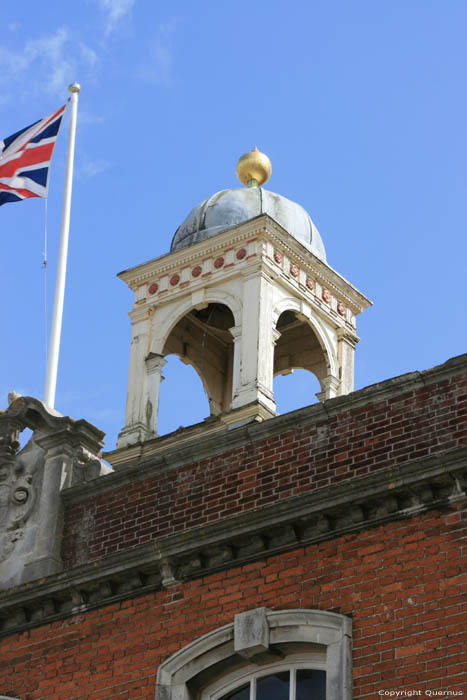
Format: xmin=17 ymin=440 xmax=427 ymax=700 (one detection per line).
xmin=170 ymin=186 xmax=327 ymax=261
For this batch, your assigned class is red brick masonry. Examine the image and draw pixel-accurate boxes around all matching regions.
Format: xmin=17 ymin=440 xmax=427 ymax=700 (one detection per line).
xmin=63 ymin=371 xmax=467 ymax=566
xmin=1 ymin=505 xmax=465 ymax=699
xmin=1 ymin=361 xmax=466 ymax=699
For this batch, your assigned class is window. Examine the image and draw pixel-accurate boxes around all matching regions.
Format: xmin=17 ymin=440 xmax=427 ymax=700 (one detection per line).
xmin=205 ymin=656 xmax=326 ymax=700
xmin=155 ymin=609 xmax=351 ymax=700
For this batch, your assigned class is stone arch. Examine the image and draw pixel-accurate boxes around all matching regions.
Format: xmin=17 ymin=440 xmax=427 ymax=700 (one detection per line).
xmin=157 ymin=301 xmax=238 ymax=416
xmin=272 ymin=298 xmax=338 ymax=379
xmin=272 ymin=299 xmax=339 ymax=399
xmin=155 ymin=608 xmax=352 ymax=700
xmin=150 ymin=290 xmax=242 ymax=356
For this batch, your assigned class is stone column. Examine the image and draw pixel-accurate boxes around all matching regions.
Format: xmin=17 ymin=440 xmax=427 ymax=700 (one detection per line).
xmin=231 ymin=271 xmax=276 ymax=415
xmin=337 ymin=328 xmax=359 ymax=396
xmin=117 ymin=308 xmax=152 ymax=448
xmin=316 ymin=375 xmax=340 ymax=402
xmin=145 ymin=353 xmax=167 ymax=436
xmin=229 ymin=324 xmax=242 ymax=408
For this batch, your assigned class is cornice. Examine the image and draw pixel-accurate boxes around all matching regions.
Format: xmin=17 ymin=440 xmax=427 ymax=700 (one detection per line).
xmin=118 ymin=217 xmax=267 ymax=286
xmin=117 ymin=215 xmax=371 ymax=317
xmin=0 ymin=449 xmax=465 ymax=638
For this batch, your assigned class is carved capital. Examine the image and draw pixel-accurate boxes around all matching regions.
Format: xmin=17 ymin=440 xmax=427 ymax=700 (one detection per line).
xmin=146 ymin=353 xmax=167 ymax=375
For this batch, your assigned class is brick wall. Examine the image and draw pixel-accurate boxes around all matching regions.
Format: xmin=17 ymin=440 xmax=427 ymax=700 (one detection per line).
xmin=62 ymin=368 xmax=467 ymax=566
xmin=1 ymin=503 xmax=465 ymax=699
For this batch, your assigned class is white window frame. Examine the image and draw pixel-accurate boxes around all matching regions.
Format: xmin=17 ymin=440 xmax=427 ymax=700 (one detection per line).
xmin=155 ymin=609 xmax=352 ymax=700
xmin=205 ymin=652 xmax=327 ymax=700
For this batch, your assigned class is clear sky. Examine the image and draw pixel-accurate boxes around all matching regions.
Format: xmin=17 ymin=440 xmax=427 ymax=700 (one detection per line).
xmin=1 ymin=1 xmax=466 ymax=450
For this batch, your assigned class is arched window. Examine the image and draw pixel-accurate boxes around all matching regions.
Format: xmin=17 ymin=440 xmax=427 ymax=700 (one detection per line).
xmin=204 ymin=655 xmax=326 ymax=700
xmin=156 ymin=609 xmax=351 ymax=700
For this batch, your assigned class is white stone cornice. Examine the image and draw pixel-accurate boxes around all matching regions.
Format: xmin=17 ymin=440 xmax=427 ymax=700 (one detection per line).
xmin=118 ymin=219 xmax=268 ymax=289
xmin=119 ymin=217 xmax=371 ymax=320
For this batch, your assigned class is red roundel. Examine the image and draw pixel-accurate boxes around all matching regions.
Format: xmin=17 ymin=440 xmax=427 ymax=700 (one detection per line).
xmin=236 ymin=248 xmax=247 ymax=260
xmin=148 ymin=283 xmax=159 ymax=294
xmin=214 ymin=257 xmax=224 ymax=269
xmin=170 ymin=274 xmax=180 ymax=286
xmin=192 ymin=266 xmax=202 ymax=277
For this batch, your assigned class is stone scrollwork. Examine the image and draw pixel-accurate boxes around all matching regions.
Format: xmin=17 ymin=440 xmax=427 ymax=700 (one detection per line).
xmin=0 ymin=395 xmax=106 ymax=587
xmin=0 ymin=409 xmax=40 ymax=566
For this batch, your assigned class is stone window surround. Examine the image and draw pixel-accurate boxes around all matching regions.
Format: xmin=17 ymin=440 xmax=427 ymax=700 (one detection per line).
xmin=155 ymin=608 xmax=352 ymax=700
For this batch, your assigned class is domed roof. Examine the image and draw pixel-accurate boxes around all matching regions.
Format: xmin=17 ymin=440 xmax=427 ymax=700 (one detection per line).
xmin=170 ymin=187 xmax=326 ymax=262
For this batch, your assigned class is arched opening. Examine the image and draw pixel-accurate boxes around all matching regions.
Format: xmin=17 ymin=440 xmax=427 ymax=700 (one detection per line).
xmin=157 ymin=355 xmax=211 ymax=435
xmin=273 ymin=310 xmax=329 ymax=411
xmin=274 ymin=369 xmax=321 ymax=414
xmin=162 ymin=303 xmax=236 ymax=417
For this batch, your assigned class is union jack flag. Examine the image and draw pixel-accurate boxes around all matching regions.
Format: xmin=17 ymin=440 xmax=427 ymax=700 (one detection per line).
xmin=0 ymin=104 xmax=66 ymax=206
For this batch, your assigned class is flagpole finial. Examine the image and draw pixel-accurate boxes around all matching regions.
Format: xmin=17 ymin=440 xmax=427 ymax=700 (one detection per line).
xmin=68 ymin=83 xmax=81 ymax=94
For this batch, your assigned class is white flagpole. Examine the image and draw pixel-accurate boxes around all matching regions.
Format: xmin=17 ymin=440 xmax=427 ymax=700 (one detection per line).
xmin=44 ymin=83 xmax=80 ymax=408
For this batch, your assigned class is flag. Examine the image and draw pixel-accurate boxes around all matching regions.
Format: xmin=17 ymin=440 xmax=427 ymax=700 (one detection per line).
xmin=0 ymin=104 xmax=67 ymax=206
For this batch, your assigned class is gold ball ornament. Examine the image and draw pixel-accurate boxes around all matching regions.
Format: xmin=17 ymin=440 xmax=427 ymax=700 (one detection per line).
xmin=236 ymin=147 xmax=272 ymax=187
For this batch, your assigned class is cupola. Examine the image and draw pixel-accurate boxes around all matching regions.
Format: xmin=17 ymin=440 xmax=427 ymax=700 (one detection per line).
xmin=116 ymin=150 xmax=371 ymax=448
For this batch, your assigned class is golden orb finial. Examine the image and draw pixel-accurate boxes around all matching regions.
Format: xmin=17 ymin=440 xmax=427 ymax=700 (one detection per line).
xmin=236 ymin=147 xmax=272 ymax=187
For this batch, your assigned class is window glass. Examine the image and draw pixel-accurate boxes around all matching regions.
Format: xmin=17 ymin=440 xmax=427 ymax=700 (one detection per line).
xmin=256 ymin=671 xmax=289 ymax=700
xmin=215 ymin=663 xmax=326 ymax=700
xmin=221 ymin=683 xmax=250 ymax=700
xmin=296 ymin=669 xmax=326 ymax=699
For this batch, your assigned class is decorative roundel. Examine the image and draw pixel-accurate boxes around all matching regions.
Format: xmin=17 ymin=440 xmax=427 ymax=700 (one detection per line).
xmin=306 ymin=277 xmax=315 ymax=291
xmin=236 ymin=248 xmax=247 ymax=260
xmin=192 ymin=265 xmax=202 ymax=277
xmin=337 ymin=302 xmax=346 ymax=316
xmin=170 ymin=274 xmax=180 ymax=286
xmin=290 ymin=264 xmax=299 ymax=277
xmin=274 ymin=251 xmax=282 ymax=264
xmin=148 ymin=283 xmax=159 ymax=295
xmin=13 ymin=486 xmax=29 ymax=504
xmin=322 ymin=289 xmax=332 ymax=303
xmin=214 ymin=257 xmax=225 ymax=269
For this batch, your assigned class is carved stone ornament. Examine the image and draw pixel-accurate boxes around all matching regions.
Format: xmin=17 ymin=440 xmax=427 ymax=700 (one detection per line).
xmin=0 ymin=396 xmax=105 ymax=586
xmin=148 ymin=283 xmax=159 ymax=295
xmin=273 ymin=251 xmax=282 ymax=264
xmin=71 ymin=446 xmax=102 ymax=486
xmin=322 ymin=289 xmax=332 ymax=303
xmin=214 ymin=256 xmax=224 ymax=269
xmin=236 ymin=248 xmax=247 ymax=260
xmin=192 ymin=265 xmax=202 ymax=277
xmin=337 ymin=302 xmax=346 ymax=317
xmin=170 ymin=274 xmax=180 ymax=286
xmin=290 ymin=264 xmax=299 ymax=277
xmin=306 ymin=277 xmax=315 ymax=291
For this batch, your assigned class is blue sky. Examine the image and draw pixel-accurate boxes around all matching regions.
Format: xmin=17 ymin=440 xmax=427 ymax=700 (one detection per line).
xmin=1 ymin=1 xmax=466 ymax=449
